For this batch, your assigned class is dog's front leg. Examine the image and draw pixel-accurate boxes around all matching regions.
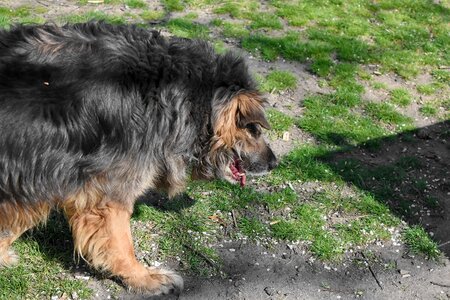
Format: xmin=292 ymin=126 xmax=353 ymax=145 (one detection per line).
xmin=64 ymin=200 xmax=183 ymax=295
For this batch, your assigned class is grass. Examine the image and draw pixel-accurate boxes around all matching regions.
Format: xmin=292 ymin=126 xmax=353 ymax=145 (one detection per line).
xmin=419 ymin=104 xmax=438 ymax=117
xmin=249 ymin=13 xmax=282 ymax=30
xmin=211 ymin=20 xmax=249 ymax=38
xmin=167 ymin=18 xmax=210 ymax=39
xmin=403 ymin=226 xmax=440 ymax=259
xmin=416 ymin=83 xmax=443 ymax=95
xmin=61 ymin=11 xmax=127 ymax=24
xmin=162 ymin=0 xmax=184 ymax=12
xmin=124 ymin=0 xmax=147 ymax=9
xmin=266 ymin=109 xmax=294 ymax=137
xmin=390 ymin=89 xmax=412 ymax=107
xmin=140 ymin=10 xmax=165 ymax=21
xmin=258 ymin=70 xmax=297 ymax=93
xmin=365 ymin=102 xmax=413 ymax=128
xmin=0 ymin=215 xmax=92 ymax=299
xmin=0 ymin=6 xmax=46 ymax=27
xmin=298 ymin=95 xmax=387 ymax=147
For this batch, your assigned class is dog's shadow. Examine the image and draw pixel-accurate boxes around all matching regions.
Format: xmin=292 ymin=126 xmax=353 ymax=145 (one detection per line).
xmin=135 ymin=189 xmax=196 ymax=212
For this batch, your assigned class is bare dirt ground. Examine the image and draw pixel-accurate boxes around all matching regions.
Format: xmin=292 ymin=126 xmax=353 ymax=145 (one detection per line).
xmin=1 ymin=1 xmax=449 ymax=299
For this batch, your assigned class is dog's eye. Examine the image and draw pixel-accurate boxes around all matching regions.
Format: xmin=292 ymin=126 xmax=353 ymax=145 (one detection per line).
xmin=245 ymin=123 xmax=260 ymax=136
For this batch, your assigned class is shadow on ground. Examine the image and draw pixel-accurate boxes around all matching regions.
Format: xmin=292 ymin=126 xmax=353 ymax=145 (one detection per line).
xmin=320 ymin=120 xmax=450 ymax=256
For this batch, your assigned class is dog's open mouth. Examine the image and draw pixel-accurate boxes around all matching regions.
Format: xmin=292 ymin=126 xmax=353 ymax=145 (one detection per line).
xmin=230 ymin=157 xmax=246 ymax=187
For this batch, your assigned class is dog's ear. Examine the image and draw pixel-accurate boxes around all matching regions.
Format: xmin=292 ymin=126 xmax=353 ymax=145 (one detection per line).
xmin=212 ymin=91 xmax=270 ymax=150
xmin=235 ymin=93 xmax=271 ymax=130
xmin=237 ymin=107 xmax=271 ymax=130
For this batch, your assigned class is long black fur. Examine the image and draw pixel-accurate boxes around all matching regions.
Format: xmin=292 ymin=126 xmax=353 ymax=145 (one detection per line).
xmin=0 ymin=22 xmax=257 ymax=205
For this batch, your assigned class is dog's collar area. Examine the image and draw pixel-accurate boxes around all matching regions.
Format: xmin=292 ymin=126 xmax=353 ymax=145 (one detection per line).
xmin=230 ymin=157 xmax=246 ymax=187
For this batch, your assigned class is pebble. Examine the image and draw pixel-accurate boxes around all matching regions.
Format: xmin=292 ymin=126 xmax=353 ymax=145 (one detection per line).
xmin=264 ymin=286 xmax=276 ymax=296
xmin=399 ymin=269 xmax=410 ymax=275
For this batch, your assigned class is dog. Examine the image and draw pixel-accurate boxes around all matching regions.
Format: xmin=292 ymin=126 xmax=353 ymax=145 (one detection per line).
xmin=0 ymin=22 xmax=277 ymax=295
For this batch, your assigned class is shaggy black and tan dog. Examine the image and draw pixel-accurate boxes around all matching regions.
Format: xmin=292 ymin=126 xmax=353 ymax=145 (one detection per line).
xmin=0 ymin=22 xmax=277 ymax=294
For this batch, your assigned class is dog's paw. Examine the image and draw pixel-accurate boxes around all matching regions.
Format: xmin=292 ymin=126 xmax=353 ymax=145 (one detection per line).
xmin=123 ymin=267 xmax=183 ymax=296
xmin=0 ymin=249 xmax=19 ymax=268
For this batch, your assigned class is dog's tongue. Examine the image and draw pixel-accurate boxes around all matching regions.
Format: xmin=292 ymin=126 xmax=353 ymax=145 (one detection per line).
xmin=230 ymin=158 xmax=246 ymax=187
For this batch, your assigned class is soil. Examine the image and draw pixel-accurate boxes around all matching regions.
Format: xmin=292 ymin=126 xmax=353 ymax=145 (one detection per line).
xmin=2 ymin=1 xmax=449 ymax=299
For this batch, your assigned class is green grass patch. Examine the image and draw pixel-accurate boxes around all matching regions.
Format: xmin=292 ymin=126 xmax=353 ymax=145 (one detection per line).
xmin=62 ymin=11 xmax=126 ymax=24
xmin=220 ymin=21 xmax=249 ymax=39
xmin=372 ymin=82 xmax=388 ymax=90
xmin=266 ymin=108 xmax=294 ymax=136
xmin=162 ymin=0 xmax=184 ymax=12
xmin=403 ymin=226 xmax=440 ymax=259
xmin=390 ymin=88 xmax=412 ymax=107
xmin=416 ymin=83 xmax=443 ymax=95
xmin=311 ymin=57 xmax=334 ymax=77
xmin=250 ymin=13 xmax=283 ymax=30
xmin=268 ymin=145 xmax=339 ymax=184
xmin=259 ymin=70 xmax=297 ymax=93
xmin=419 ymin=104 xmax=438 ymax=117
xmin=124 ymin=0 xmax=147 ymax=9
xmin=365 ymin=102 xmax=413 ymax=127
xmin=0 ymin=5 xmax=47 ymax=28
xmin=242 ymin=33 xmax=307 ymax=62
xmin=259 ymin=187 xmax=297 ymax=210
xmin=167 ymin=18 xmax=209 ymax=39
xmin=299 ymin=95 xmax=387 ymax=147
xmin=140 ymin=10 xmax=165 ymax=21
xmin=272 ymin=204 xmax=343 ymax=260
xmin=431 ymin=70 xmax=450 ymax=84
xmin=213 ymin=1 xmax=259 ymax=19
xmin=238 ymin=217 xmax=268 ymax=239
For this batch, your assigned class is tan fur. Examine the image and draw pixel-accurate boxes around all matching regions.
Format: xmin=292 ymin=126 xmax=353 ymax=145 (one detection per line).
xmin=0 ymin=233 xmax=19 ymax=267
xmin=0 ymin=200 xmax=52 ymax=234
xmin=64 ymin=198 xmax=182 ymax=294
xmin=0 ymin=200 xmax=52 ymax=267
xmin=212 ymin=92 xmax=268 ymax=154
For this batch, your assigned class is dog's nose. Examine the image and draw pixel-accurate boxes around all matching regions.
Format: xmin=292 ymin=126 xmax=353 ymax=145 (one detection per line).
xmin=267 ymin=149 xmax=278 ymax=171
xmin=268 ymin=158 xmax=278 ymax=170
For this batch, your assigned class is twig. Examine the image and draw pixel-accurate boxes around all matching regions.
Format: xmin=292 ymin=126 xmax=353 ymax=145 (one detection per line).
xmin=361 ymin=252 xmax=383 ymax=290
xmin=35 ymin=0 xmax=49 ymax=6
xmin=231 ymin=209 xmax=238 ymax=228
xmin=438 ymin=240 xmax=450 ymax=248
xmin=183 ymin=244 xmax=217 ymax=270
xmin=430 ymin=281 xmax=450 ymax=288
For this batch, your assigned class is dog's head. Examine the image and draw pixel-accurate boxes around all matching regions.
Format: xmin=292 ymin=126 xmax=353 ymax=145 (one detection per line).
xmin=193 ymin=91 xmax=278 ymax=186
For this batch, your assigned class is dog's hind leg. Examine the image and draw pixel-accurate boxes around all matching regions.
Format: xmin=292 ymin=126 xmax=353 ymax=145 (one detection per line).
xmin=0 ymin=201 xmax=52 ymax=267
xmin=64 ymin=200 xmax=183 ymax=295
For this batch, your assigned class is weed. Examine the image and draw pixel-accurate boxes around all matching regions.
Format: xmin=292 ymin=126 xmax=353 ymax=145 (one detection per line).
xmin=403 ymin=226 xmax=440 ymax=259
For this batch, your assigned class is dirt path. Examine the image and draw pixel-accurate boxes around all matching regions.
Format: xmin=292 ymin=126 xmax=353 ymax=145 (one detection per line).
xmin=115 ymin=242 xmax=450 ymax=300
